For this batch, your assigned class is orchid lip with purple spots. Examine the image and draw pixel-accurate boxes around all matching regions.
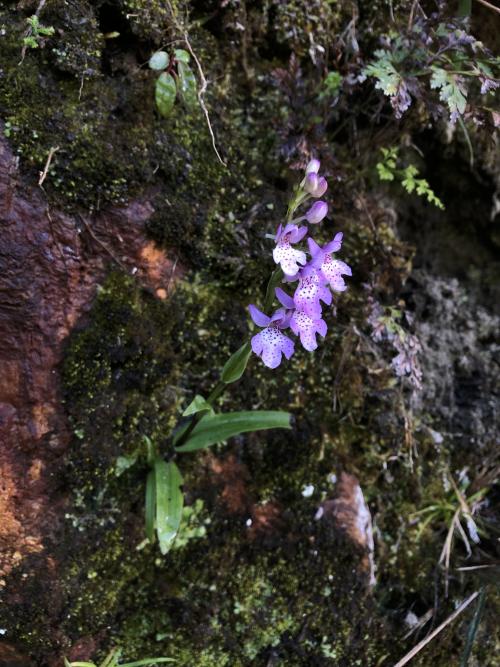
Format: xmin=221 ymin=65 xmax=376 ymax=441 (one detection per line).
xmin=290 ymin=310 xmax=327 ymax=352
xmin=308 ymin=236 xmax=352 ymax=292
xmin=273 ymin=223 xmax=308 ymax=276
xmin=248 ymin=305 xmax=294 ymax=369
xmin=293 ymin=266 xmax=332 ymax=319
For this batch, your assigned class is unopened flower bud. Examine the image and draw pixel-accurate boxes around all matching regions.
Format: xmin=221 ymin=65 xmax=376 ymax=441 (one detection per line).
xmin=306 ymin=201 xmax=328 ymax=224
xmin=304 ymin=173 xmax=319 ymax=194
xmin=306 ymin=159 xmax=320 ymax=174
xmin=311 ymin=176 xmax=328 ymax=198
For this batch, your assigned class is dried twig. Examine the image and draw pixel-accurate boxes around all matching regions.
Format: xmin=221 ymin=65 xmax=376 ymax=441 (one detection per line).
xmin=182 ymin=31 xmax=226 ymax=167
xmin=474 ymin=0 xmax=500 ymax=15
xmin=164 ymin=1 xmax=226 ymax=166
xmin=78 ymin=214 xmax=128 ymax=271
xmin=393 ymin=591 xmax=479 ymax=667
xmin=38 ymin=146 xmax=60 ymax=187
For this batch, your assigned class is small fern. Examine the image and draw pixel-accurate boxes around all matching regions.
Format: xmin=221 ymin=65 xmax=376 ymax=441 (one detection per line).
xmin=376 ymin=147 xmax=445 ymax=209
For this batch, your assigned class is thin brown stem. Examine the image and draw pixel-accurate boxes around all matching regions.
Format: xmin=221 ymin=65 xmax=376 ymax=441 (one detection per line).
xmin=393 ymin=591 xmax=479 ymax=667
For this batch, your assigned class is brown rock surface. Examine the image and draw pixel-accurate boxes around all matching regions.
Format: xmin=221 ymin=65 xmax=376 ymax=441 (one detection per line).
xmin=318 ymin=472 xmax=376 ymax=585
xmin=0 ymin=135 xmax=179 ymax=580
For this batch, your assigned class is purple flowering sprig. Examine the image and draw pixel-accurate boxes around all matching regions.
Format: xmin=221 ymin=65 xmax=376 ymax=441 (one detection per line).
xmin=248 ymin=159 xmax=352 ymax=369
xmin=139 ymin=160 xmax=351 ymax=554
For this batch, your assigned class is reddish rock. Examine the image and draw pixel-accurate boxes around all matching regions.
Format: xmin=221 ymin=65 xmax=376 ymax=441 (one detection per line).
xmin=0 ymin=135 xmax=179 ymax=580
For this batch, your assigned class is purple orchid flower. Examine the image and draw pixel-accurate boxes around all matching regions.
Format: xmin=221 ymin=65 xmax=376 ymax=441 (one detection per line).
xmin=290 ymin=310 xmax=327 ymax=352
xmin=248 ymin=305 xmax=295 ymax=369
xmin=305 ymin=201 xmax=328 ymax=224
xmin=293 ymin=265 xmax=332 ymax=319
xmin=273 ymin=223 xmax=308 ymax=277
xmin=275 ymin=287 xmax=327 ymax=352
xmin=308 ymin=235 xmax=352 ymax=292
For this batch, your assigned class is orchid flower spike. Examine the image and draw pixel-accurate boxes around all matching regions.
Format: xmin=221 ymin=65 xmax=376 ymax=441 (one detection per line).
xmin=248 ymin=305 xmax=295 ymax=369
xmin=273 ymin=223 xmax=308 ymax=276
xmin=305 ymin=201 xmax=328 ymax=224
xmin=308 ymin=235 xmax=352 ymax=292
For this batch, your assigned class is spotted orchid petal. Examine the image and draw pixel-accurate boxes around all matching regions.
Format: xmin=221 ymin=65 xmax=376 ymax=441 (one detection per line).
xmin=290 ymin=310 xmax=327 ymax=352
xmin=308 ymin=236 xmax=350 ymax=291
xmin=293 ymin=267 xmax=332 ymax=319
xmin=251 ymin=326 xmax=295 ymax=369
xmin=319 ymin=257 xmax=352 ymax=292
xmin=273 ymin=224 xmax=307 ymax=276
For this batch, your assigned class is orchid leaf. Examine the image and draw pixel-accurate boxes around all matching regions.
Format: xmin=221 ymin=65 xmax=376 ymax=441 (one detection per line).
xmin=183 ymin=395 xmax=214 ymax=416
xmin=221 ymin=343 xmax=252 ymax=384
xmin=145 ymin=469 xmax=156 ymax=543
xmin=175 ymin=411 xmax=291 ymax=452
xmin=155 ymin=460 xmax=184 ymax=554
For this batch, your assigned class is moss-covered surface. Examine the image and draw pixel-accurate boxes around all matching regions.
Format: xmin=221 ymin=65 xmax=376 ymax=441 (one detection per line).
xmin=1 ymin=1 xmax=499 ymax=665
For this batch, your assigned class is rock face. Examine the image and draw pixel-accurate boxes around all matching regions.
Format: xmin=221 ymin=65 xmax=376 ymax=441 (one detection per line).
xmin=318 ymin=473 xmax=375 ymax=587
xmin=1 ymin=1 xmax=499 ymax=665
xmin=0 ymin=134 xmax=177 ymax=581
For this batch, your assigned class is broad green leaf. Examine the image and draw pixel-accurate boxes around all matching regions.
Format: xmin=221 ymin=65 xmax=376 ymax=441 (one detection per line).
xmin=175 ymin=411 xmax=291 ymax=452
xmin=221 ymin=343 xmax=252 ymax=384
xmin=183 ymin=395 xmax=213 ymax=416
xmin=145 ymin=469 xmax=156 ymax=543
xmin=177 ymin=62 xmax=198 ymax=109
xmin=149 ymin=51 xmax=169 ymax=71
xmin=155 ymin=72 xmax=176 ymax=117
xmin=174 ymin=48 xmax=190 ymax=63
xmin=155 ymin=460 xmax=184 ymax=554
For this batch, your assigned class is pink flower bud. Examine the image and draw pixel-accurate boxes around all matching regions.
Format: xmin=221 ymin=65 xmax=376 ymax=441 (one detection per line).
xmin=304 ymin=173 xmax=319 ymax=194
xmin=306 ymin=201 xmax=328 ymax=224
xmin=311 ymin=176 xmax=328 ymax=198
xmin=306 ymin=159 xmax=320 ymax=174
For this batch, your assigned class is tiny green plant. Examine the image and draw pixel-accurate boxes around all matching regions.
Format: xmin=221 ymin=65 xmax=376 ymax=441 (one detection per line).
xmin=63 ymin=646 xmax=175 ymax=667
xmin=376 ymin=147 xmax=445 ymax=209
xmin=411 ymin=475 xmax=488 ymax=594
xmin=23 ymin=14 xmax=55 ymax=50
xmin=148 ymin=49 xmax=198 ymax=117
